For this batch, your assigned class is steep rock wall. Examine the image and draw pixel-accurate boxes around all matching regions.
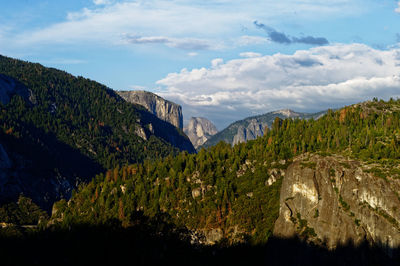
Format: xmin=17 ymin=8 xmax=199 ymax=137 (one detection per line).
xmin=274 ymin=154 xmax=400 ymax=252
xmin=184 ymin=117 xmax=218 ymax=149
xmin=118 ymin=90 xmax=183 ymax=129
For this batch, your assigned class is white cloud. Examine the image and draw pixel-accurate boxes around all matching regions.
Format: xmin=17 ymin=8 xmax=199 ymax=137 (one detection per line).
xmin=396 ymin=2 xmax=400 ymax=13
xmin=157 ymin=44 xmax=400 ymax=128
xmin=240 ymin=52 xmax=262 ymax=58
xmin=211 ymin=58 xmax=224 ymax=68
xmin=123 ymin=35 xmax=217 ymax=50
xmin=93 ymin=0 xmax=112 ymax=5
xmin=9 ymin=0 xmax=366 ymax=49
xmin=237 ymin=35 xmax=270 ymax=46
xmin=13 ymin=1 xmax=242 ymax=48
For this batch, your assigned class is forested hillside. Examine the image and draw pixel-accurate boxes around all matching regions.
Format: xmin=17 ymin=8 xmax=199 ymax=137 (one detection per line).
xmin=52 ymin=98 xmax=400 ymax=248
xmin=0 ymin=55 xmax=194 ymax=210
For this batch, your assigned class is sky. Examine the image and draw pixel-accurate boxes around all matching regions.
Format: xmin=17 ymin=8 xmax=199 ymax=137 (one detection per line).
xmin=1 ymin=0 xmax=400 ymax=129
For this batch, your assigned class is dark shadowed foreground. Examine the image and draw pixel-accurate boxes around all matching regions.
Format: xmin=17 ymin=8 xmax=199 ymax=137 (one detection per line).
xmin=0 ymin=215 xmax=398 ymax=266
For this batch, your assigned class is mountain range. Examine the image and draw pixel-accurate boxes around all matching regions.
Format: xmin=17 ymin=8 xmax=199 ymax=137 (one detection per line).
xmin=201 ymin=109 xmax=326 ymax=148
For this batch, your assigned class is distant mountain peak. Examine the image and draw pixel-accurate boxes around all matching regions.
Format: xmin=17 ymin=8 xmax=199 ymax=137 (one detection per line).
xmin=184 ymin=117 xmax=218 ymax=149
xmin=272 ymin=109 xmax=299 ymax=117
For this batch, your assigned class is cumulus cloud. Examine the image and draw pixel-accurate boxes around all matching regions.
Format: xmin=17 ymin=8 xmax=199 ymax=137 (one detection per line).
xmin=240 ymin=52 xmax=262 ymax=58
xmin=396 ymin=2 xmax=400 ymax=13
xmin=254 ymin=21 xmax=329 ymax=45
xmin=157 ymin=44 xmax=400 ymax=129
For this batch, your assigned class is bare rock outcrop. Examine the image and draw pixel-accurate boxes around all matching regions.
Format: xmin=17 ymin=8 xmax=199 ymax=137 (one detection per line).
xmin=0 ymin=74 xmax=35 ymax=105
xmin=184 ymin=117 xmax=218 ymax=149
xmin=117 ymin=90 xmax=183 ymax=129
xmin=274 ymin=153 xmax=400 ymax=252
xmin=232 ymin=119 xmax=268 ymax=145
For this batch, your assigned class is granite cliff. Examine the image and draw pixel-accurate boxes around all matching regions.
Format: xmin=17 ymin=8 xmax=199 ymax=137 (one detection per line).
xmin=184 ymin=117 xmax=218 ymax=149
xmin=274 ymin=153 xmax=400 ymax=254
xmin=117 ymin=90 xmax=183 ymax=129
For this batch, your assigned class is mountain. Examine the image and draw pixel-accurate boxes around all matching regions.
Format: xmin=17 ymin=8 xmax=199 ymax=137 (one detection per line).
xmin=0 ymin=55 xmax=194 ymax=210
xmin=201 ymin=109 xmax=326 ymax=148
xmin=117 ymin=90 xmax=183 ymax=129
xmin=183 ymin=117 xmax=218 ymax=149
xmin=49 ymin=98 xmax=400 ymax=261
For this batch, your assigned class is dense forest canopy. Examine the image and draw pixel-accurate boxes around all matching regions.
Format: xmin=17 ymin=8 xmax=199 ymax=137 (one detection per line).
xmin=53 ymin=98 xmax=400 ymax=245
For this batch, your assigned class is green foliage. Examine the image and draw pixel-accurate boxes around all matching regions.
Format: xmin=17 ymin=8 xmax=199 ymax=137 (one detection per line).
xmin=365 ymin=167 xmax=387 ymax=180
xmin=355 ymin=218 xmax=361 ymax=226
xmin=339 ymin=195 xmax=350 ymax=212
xmin=52 ymin=98 xmax=400 ymax=246
xmin=300 ymin=162 xmax=317 ymax=170
xmin=0 ymin=195 xmax=48 ymax=225
xmin=377 ymin=208 xmax=399 ymax=228
xmin=54 ymin=139 xmax=284 ymax=244
xmin=295 ymin=213 xmax=317 ymax=239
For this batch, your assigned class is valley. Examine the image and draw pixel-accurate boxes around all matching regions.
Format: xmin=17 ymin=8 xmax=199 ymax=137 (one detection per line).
xmin=0 ymin=55 xmax=399 ymax=265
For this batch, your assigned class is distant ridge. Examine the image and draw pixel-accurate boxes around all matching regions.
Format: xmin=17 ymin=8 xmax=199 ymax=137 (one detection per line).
xmin=201 ymin=109 xmax=326 ymax=148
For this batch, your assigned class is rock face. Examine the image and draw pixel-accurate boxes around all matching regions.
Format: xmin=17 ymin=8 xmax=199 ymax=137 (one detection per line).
xmin=184 ymin=117 xmax=218 ymax=149
xmin=202 ymin=109 xmax=326 ymax=148
xmin=274 ymin=153 xmax=400 ymax=252
xmin=0 ymin=142 xmax=75 ymax=211
xmin=117 ymin=90 xmax=183 ymax=129
xmin=0 ymin=74 xmax=35 ymax=105
xmin=232 ymin=118 xmax=268 ymax=146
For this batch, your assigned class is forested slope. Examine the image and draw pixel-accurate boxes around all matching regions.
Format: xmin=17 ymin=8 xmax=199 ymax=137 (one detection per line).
xmin=52 ymin=98 xmax=400 ymax=248
xmin=0 ymin=55 xmax=194 ymax=210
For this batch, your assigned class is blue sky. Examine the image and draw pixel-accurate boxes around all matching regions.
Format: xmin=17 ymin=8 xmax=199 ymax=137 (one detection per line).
xmin=1 ymin=0 xmax=400 ymax=129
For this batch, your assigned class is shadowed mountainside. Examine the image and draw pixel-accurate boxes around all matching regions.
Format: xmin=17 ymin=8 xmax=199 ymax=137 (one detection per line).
xmin=0 ymin=217 xmax=398 ymax=266
xmin=0 ymin=55 xmax=194 ymax=211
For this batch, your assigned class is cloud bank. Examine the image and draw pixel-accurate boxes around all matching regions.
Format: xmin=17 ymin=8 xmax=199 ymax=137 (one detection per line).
xmin=157 ymin=44 xmax=400 ymax=129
